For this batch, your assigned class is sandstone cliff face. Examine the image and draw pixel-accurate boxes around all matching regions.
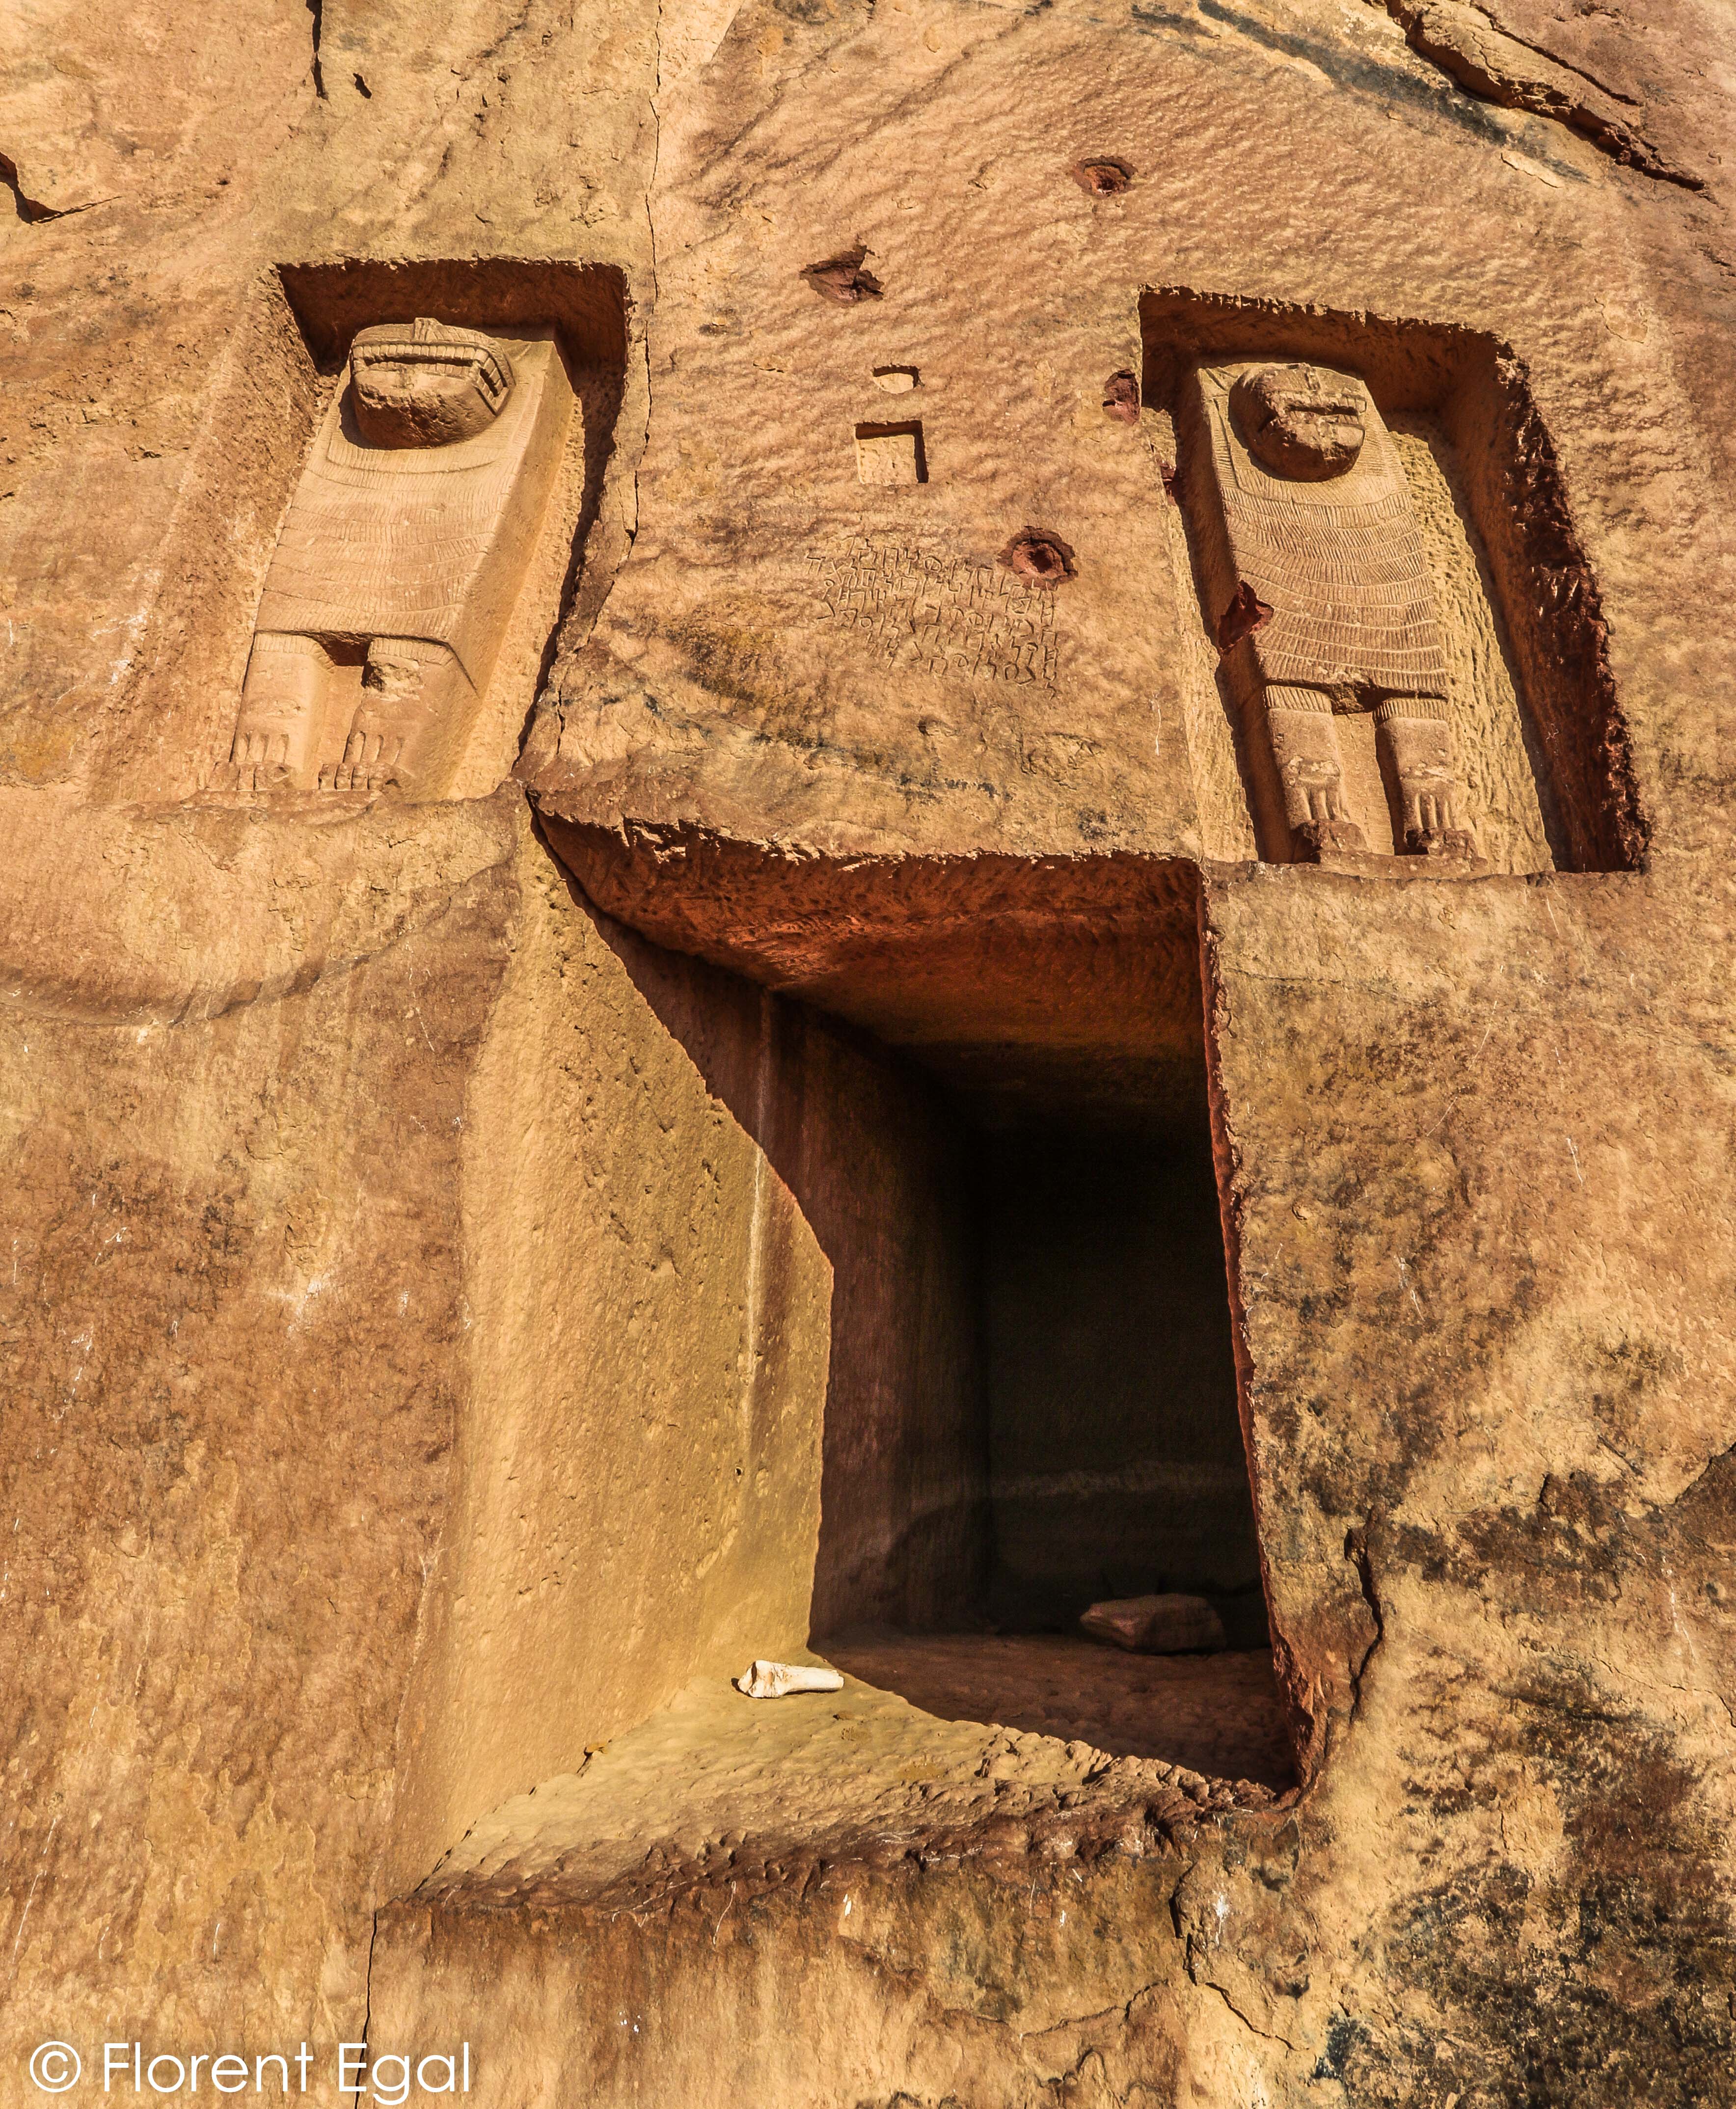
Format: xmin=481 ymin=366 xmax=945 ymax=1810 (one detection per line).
xmin=3 ymin=0 xmax=1735 ymax=2101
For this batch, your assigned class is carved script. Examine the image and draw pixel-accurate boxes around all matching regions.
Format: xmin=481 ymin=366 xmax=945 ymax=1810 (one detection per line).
xmin=808 ymin=536 xmax=1059 ymax=685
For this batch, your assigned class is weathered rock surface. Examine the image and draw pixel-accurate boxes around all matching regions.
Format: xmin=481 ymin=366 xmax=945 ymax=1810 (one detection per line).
xmin=3 ymin=0 xmax=1735 ymax=2099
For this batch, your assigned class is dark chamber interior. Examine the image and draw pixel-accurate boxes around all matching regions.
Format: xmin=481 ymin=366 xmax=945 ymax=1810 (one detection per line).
xmin=561 ymin=835 xmax=1295 ymax=1786
xmin=789 ymin=877 xmax=1293 ymax=1788
xmin=973 ymin=1122 xmax=1263 ymax=1643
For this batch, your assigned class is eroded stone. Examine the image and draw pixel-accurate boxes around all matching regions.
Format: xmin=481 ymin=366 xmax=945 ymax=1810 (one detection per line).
xmin=734 ymin=1661 xmax=847 ymax=1699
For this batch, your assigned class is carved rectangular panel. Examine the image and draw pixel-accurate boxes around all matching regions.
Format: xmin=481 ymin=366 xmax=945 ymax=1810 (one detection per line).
xmin=1179 ymin=357 xmax=1473 ymax=865
xmin=854 ymin=420 xmax=927 ymax=486
xmin=224 ymin=319 xmax=572 ymax=800
xmin=1143 ymin=289 xmax=1645 ymax=876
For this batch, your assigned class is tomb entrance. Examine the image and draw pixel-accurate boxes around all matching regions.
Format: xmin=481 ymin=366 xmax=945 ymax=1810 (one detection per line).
xmin=545 ymin=828 xmax=1294 ymax=1786
xmin=809 ymin=945 xmax=1289 ymax=1789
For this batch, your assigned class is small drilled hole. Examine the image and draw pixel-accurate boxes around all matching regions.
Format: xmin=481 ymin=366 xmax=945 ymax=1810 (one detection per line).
xmin=1071 ymin=157 xmax=1133 ymax=196
xmin=1000 ymin=528 xmax=1076 ymax=586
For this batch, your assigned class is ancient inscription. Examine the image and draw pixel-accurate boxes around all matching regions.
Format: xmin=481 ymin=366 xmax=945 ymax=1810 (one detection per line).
xmin=808 ymin=536 xmax=1059 ymax=684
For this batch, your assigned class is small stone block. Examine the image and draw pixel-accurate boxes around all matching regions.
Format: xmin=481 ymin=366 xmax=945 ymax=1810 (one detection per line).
xmin=1080 ymin=1593 xmax=1227 ymax=1654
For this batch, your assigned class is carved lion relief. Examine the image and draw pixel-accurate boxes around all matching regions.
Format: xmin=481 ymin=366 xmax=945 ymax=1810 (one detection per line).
xmin=220 ymin=317 xmax=572 ymax=798
xmin=1180 ymin=359 xmax=1476 ymax=864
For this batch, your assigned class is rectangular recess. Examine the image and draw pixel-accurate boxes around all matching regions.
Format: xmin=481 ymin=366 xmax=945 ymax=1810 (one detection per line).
xmin=278 ymin=257 xmax=629 ymax=373
xmin=854 ymin=419 xmax=928 ymax=486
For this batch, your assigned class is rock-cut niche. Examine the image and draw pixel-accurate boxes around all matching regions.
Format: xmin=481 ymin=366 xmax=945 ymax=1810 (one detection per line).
xmin=198 ymin=261 xmax=626 ymax=805
xmin=553 ymin=832 xmax=1296 ymax=1791
xmin=787 ymin=870 xmax=1289 ymax=1785
xmin=1145 ymin=290 xmax=1646 ymax=875
xmin=806 ymin=895 xmax=1288 ymax=1785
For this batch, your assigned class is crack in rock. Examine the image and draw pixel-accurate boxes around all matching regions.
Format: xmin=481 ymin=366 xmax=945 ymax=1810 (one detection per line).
xmin=1375 ymin=0 xmax=1703 ymax=187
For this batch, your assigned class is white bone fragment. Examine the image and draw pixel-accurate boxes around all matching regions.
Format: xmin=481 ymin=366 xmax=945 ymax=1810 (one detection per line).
xmin=733 ymin=1659 xmax=844 ymax=1699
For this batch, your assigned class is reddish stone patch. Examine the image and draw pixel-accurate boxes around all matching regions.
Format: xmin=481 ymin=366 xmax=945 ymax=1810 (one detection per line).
xmin=1102 ymin=369 xmax=1140 ymax=424
xmin=1217 ymin=579 xmax=1274 ymax=653
xmin=1000 ymin=527 xmax=1077 ymax=587
xmin=800 ymin=246 xmax=883 ymax=304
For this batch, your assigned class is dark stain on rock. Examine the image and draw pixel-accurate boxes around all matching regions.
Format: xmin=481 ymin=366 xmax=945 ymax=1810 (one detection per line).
xmin=800 ymin=245 xmax=882 ymax=304
xmin=1071 ymin=157 xmax=1134 ymax=195
xmin=1309 ymin=2009 xmax=1367 ymax=2082
xmin=1370 ymin=1703 xmax=1735 ymax=2101
xmin=1000 ymin=528 xmax=1077 ymax=587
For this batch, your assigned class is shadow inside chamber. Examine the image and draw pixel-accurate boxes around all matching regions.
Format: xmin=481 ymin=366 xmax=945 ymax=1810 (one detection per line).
xmin=819 ymin=1100 xmax=1292 ymax=1792
xmin=573 ymin=845 xmax=1297 ymax=1791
